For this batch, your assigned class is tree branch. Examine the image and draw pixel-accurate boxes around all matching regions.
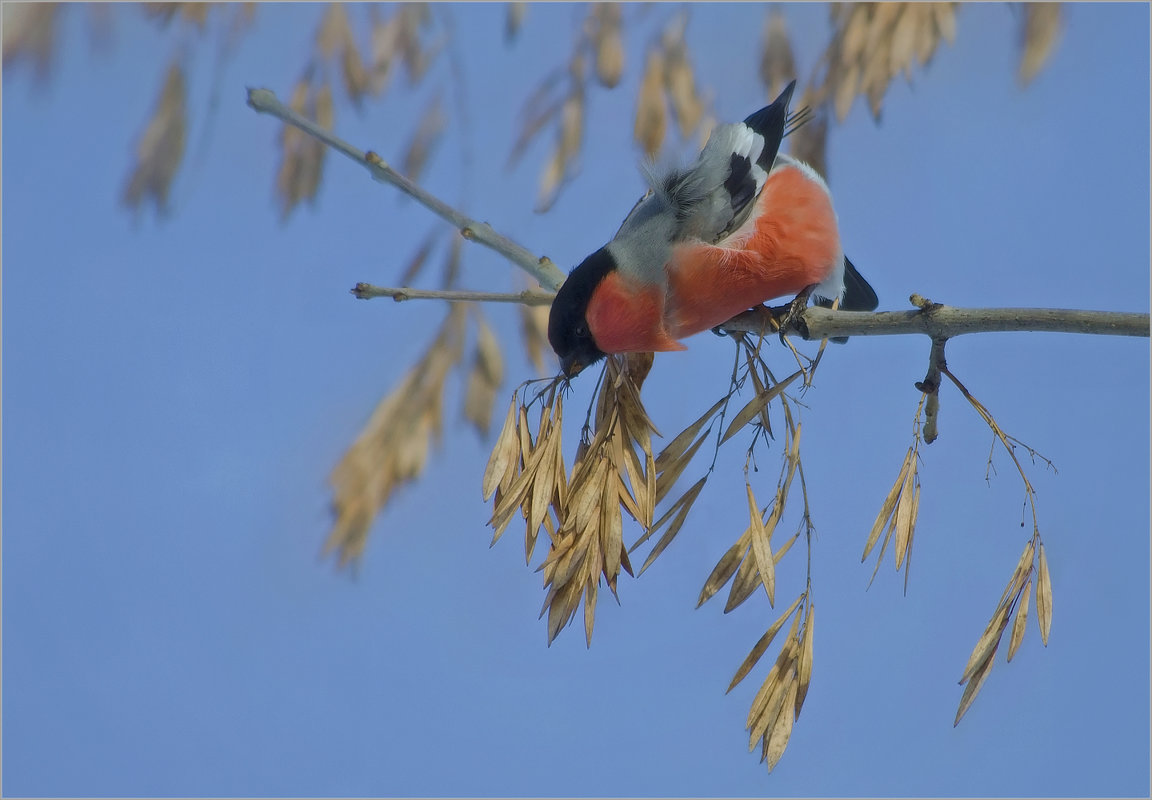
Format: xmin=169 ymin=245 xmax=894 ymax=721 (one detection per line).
xmin=246 ymin=87 xmax=567 ymax=291
xmin=727 ymin=303 xmax=1150 ymax=340
xmin=352 ymin=283 xmax=554 ymax=305
xmin=353 ymin=280 xmax=1150 ymax=341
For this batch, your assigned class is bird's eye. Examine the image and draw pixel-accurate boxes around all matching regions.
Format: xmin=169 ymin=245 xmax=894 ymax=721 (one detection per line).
xmin=574 ymin=322 xmax=589 ymax=338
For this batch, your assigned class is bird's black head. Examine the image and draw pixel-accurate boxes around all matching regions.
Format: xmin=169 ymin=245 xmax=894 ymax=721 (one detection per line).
xmin=742 ymin=79 xmax=796 ymax=172
xmin=548 ymin=247 xmax=615 ymax=378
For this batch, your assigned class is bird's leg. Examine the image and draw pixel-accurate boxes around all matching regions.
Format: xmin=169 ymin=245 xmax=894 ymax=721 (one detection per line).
xmin=769 ymin=284 xmax=817 ymax=343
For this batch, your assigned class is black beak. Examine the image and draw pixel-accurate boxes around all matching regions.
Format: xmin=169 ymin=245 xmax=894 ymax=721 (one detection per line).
xmin=560 ymin=355 xmax=584 ymax=378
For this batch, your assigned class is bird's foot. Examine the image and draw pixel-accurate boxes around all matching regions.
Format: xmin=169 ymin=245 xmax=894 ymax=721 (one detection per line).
xmin=769 ymin=284 xmax=817 ymax=343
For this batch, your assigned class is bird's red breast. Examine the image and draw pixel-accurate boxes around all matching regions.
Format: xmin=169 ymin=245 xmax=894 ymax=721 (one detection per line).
xmin=585 ymin=271 xmax=687 ymax=354
xmin=665 ymin=163 xmax=842 ymax=339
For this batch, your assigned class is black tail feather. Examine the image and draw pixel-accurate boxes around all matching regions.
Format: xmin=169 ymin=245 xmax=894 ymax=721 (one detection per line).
xmin=839 ymin=256 xmax=879 ymax=311
xmin=817 ymin=256 xmax=878 ymax=343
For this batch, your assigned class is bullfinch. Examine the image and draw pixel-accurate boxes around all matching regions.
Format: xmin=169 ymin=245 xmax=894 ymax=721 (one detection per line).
xmin=548 ymin=80 xmax=878 ymax=378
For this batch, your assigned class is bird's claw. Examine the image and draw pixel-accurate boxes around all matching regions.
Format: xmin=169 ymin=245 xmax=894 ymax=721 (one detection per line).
xmin=772 ymin=285 xmax=817 ymax=343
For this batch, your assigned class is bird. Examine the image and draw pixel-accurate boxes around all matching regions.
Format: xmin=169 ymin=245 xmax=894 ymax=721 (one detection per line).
xmin=547 ymin=80 xmax=878 ymax=378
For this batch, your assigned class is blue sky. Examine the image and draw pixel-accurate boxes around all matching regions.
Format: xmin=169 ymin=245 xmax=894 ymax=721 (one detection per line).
xmin=3 ymin=3 xmax=1149 ymax=797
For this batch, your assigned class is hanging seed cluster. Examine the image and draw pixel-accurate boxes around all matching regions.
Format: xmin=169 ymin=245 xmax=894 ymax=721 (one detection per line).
xmin=484 ymin=354 xmax=660 ymax=645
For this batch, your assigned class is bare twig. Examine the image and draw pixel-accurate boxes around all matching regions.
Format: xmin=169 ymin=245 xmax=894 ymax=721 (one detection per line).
xmin=727 ymin=304 xmax=1150 ymax=340
xmin=353 ymin=283 xmax=554 ymax=305
xmin=916 ymin=336 xmax=947 ymax=444
xmin=350 ymin=282 xmax=1149 ymax=342
xmin=246 ymin=87 xmax=567 ymax=290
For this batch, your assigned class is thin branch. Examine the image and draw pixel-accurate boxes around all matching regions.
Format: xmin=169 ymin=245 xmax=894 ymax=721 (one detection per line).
xmin=352 ymin=283 xmax=554 ymax=305
xmin=726 ymin=303 xmax=1150 ymax=340
xmin=357 ymin=281 xmax=1151 ymax=341
xmin=246 ymin=87 xmax=567 ymax=291
xmin=916 ymin=336 xmax=947 ymax=444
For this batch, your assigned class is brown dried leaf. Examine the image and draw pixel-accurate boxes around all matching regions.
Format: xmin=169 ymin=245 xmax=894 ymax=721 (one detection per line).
xmin=505 ymin=2 xmax=526 ymax=43
xmin=747 ymin=483 xmax=776 ymax=606
xmin=526 ymin=405 xmax=560 ymax=541
xmin=401 ymin=95 xmax=446 ymax=181
xmin=746 ymin=649 xmax=788 ymax=742
xmin=316 ymin=3 xmax=350 ymax=59
xmin=601 ymin=467 xmax=625 ymax=586
xmin=369 ymin=12 xmax=400 ymax=95
xmin=315 ymin=81 xmax=334 ymax=128
xmin=637 ymin=476 xmax=706 ymax=574
xmin=634 ymin=49 xmax=667 ymax=158
xmin=394 ymin=4 xmax=432 ymax=85
xmin=773 ymin=530 xmax=800 ymax=565
xmin=122 ymin=61 xmax=187 ymax=216
xmin=863 ymin=447 xmax=913 ymax=561
xmin=726 ymin=595 xmax=803 ymax=693
xmin=519 ymin=302 xmax=551 ymax=374
xmin=583 ymin=572 xmax=598 ymax=647
xmin=656 ymin=397 xmax=725 ymax=472
xmin=836 ymin=4 xmax=870 ymax=68
xmin=892 ymin=468 xmax=916 ymax=571
xmin=179 ymin=4 xmax=210 ymax=30
xmin=725 ymin=549 xmax=763 ymax=614
xmin=546 ymin=576 xmax=583 ymax=645
xmin=698 ymin=532 xmax=750 ymax=608
xmin=616 ymin=436 xmax=649 ymax=528
xmin=441 ymin=232 xmax=462 ymax=288
xmin=721 ymin=370 xmax=800 ymax=444
xmin=488 ymin=418 xmax=551 ymax=535
xmin=1036 ymin=542 xmax=1053 ymax=645
xmin=787 ymin=104 xmax=828 ymax=185
xmin=653 ymin=432 xmax=709 ymax=508
xmin=795 ymin=604 xmax=815 ymax=717
xmin=833 ymin=59 xmax=861 ymax=122
xmin=763 ymin=678 xmax=798 ymax=770
xmin=593 ymin=5 xmax=624 ymax=88
xmin=933 ymin=2 xmax=956 ymax=45
xmin=1007 ymin=579 xmax=1031 ymax=663
xmin=860 ymin=40 xmax=893 ymax=121
xmin=903 ymin=481 xmax=921 ymax=594
xmin=142 ymin=3 xmax=180 ymax=26
xmin=482 ymin=397 xmax=520 ymax=501
xmin=759 ymin=10 xmax=795 ymax=100
xmin=274 ymin=78 xmax=326 ymax=219
xmin=557 ymin=90 xmax=584 ymax=165
xmin=507 ymin=74 xmax=565 ymax=170
xmin=464 ymin=314 xmax=504 ymax=436
xmin=888 ymin=4 xmax=920 ymax=78
xmin=865 ymin=2 xmax=903 ymax=54
xmin=1000 ymin=539 xmax=1035 ymax=609
xmin=341 ymin=27 xmax=373 ymax=106
xmin=747 ymin=614 xmax=801 ymax=737
xmin=665 ymin=52 xmax=702 ymax=138
xmin=535 ymin=146 xmax=566 ymax=213
xmin=913 ymin=4 xmax=941 ymax=66
xmin=398 ymin=230 xmax=438 ymax=285
xmin=327 ymin=305 xmax=466 ymax=566
xmin=954 ymin=641 xmax=997 ymax=726
xmin=2 ymin=3 xmax=58 ymax=78
xmin=960 ymin=604 xmax=1011 ymax=685
xmin=1019 ymin=4 xmax=1061 ymax=86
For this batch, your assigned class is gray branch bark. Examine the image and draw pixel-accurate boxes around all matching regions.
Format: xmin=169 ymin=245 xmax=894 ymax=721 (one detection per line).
xmin=246 ymin=87 xmax=567 ymax=291
xmin=725 ymin=303 xmax=1150 ymax=340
